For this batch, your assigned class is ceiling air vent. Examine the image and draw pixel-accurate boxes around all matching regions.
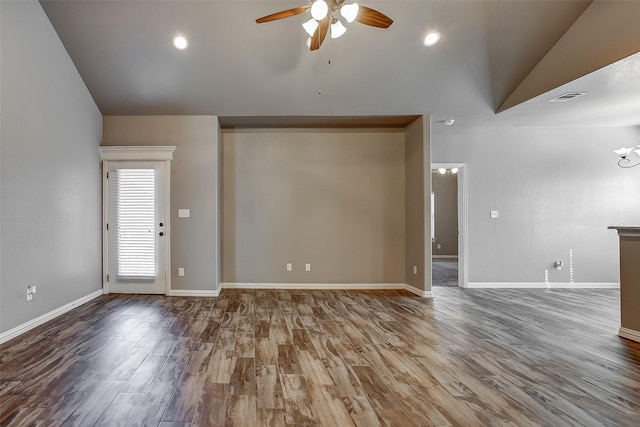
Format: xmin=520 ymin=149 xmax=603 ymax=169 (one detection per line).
xmin=548 ymin=92 xmax=587 ymax=102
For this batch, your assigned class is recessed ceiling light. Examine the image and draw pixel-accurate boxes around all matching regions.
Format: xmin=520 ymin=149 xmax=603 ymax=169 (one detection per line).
xmin=423 ymin=31 xmax=441 ymax=47
xmin=173 ymin=35 xmax=188 ymax=50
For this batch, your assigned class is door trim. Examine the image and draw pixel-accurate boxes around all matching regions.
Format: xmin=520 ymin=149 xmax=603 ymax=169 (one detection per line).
xmin=100 ymin=146 xmax=176 ymax=295
xmin=431 ymin=162 xmax=468 ymax=288
xmin=100 ymin=146 xmax=176 ymax=161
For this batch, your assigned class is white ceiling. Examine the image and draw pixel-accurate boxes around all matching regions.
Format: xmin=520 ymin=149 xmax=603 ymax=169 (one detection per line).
xmin=39 ymin=0 xmax=640 ymax=128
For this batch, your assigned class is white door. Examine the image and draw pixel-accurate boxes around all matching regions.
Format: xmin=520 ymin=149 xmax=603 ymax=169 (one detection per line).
xmin=106 ymin=161 xmax=167 ymax=294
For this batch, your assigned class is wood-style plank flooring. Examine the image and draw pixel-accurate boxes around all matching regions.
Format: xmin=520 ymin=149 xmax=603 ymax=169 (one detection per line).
xmin=2 ymin=288 xmax=640 ymax=426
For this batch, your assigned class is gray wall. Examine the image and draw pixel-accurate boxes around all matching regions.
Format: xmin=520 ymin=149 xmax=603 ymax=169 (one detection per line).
xmin=404 ymin=117 xmax=432 ymax=292
xmin=222 ymin=129 xmax=406 ymax=283
xmin=432 ymin=171 xmax=459 ymax=256
xmin=102 ymin=116 xmax=220 ymax=292
xmin=432 ymin=126 xmax=640 ymax=284
xmin=1 ymin=0 xmax=103 ymax=333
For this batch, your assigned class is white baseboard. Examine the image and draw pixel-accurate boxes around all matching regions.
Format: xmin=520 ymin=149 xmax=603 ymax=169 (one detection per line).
xmin=619 ymin=327 xmax=640 ymax=343
xmin=467 ymin=282 xmax=619 ymax=289
xmin=221 ymin=282 xmax=433 ymax=298
xmin=0 ymin=290 xmax=103 ymax=345
xmin=170 ymin=288 xmax=220 ymax=297
xmin=221 ymin=282 xmax=403 ymax=290
xmin=402 ymin=283 xmax=433 ymax=298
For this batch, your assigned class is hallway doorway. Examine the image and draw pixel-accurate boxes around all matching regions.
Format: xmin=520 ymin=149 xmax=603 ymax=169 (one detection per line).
xmin=431 ymin=163 xmax=467 ymax=287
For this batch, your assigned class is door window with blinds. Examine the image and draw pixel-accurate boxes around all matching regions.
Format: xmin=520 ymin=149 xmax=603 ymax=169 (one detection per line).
xmin=115 ymin=168 xmax=157 ymax=280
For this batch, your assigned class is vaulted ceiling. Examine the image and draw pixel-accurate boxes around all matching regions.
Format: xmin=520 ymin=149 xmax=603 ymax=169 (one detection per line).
xmin=40 ymin=0 xmax=640 ymax=127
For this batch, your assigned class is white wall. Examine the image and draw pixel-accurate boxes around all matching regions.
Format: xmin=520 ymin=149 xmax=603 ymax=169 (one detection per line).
xmin=1 ymin=0 xmax=103 ymax=334
xmin=432 ymin=126 xmax=640 ymax=285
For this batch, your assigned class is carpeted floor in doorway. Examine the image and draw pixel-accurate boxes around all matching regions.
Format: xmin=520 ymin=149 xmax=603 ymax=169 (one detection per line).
xmin=432 ymin=258 xmax=458 ymax=286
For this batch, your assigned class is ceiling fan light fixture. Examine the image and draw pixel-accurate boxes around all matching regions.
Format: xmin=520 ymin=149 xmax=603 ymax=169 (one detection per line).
xmin=340 ymin=3 xmax=360 ymax=23
xmin=255 ymin=1 xmax=392 ymax=51
xmin=302 ymin=18 xmax=319 ymax=36
xmin=311 ymin=0 xmax=329 ymax=20
xmin=330 ymin=20 xmax=347 ymax=39
xmin=423 ymin=31 xmax=441 ymax=46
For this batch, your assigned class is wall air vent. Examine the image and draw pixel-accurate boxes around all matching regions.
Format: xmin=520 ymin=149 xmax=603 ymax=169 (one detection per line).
xmin=548 ymin=92 xmax=587 ymax=102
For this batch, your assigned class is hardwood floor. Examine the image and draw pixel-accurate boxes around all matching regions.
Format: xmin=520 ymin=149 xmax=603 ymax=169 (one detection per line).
xmin=1 ymin=288 xmax=640 ymax=426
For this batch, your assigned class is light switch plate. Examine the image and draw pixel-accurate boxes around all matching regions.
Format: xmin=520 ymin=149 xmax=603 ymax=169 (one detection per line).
xmin=305 ymin=263 xmax=311 ymax=272
xmin=490 ymin=210 xmax=499 ymax=219
xmin=178 ymin=209 xmax=190 ymax=218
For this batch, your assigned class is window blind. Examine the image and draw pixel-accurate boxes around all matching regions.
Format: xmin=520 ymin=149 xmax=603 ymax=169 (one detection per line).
xmin=115 ymin=168 xmax=156 ymax=278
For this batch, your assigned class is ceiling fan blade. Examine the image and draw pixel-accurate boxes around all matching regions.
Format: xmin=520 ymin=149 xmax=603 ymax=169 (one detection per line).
xmin=256 ymin=6 xmax=310 ymax=24
xmin=310 ymin=16 xmax=330 ymax=51
xmin=355 ymin=6 xmax=393 ymax=28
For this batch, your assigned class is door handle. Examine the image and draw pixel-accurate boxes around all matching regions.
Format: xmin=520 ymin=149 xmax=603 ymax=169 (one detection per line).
xmin=159 ymin=232 xmax=164 ymax=237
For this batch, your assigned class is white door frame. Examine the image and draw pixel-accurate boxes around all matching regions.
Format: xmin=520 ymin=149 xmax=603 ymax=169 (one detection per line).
xmin=431 ymin=162 xmax=468 ymax=288
xmin=100 ymin=146 xmax=176 ymax=295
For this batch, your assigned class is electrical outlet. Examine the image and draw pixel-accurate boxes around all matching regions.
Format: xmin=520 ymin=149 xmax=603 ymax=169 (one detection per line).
xmin=413 ymin=265 xmax=418 ymax=275
xmin=286 ymin=263 xmax=292 ymax=272
xmin=490 ymin=210 xmax=499 ymax=219
xmin=26 ymin=286 xmax=34 ymax=301
xmin=305 ymin=263 xmax=311 ymax=272
xmin=178 ymin=267 xmax=185 ymax=276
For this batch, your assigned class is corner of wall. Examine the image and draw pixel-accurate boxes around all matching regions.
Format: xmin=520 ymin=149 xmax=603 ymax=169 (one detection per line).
xmin=404 ymin=115 xmax=432 ymax=292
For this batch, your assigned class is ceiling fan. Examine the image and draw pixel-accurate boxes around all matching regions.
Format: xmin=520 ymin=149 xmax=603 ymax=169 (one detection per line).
xmin=256 ymin=0 xmax=393 ymax=51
